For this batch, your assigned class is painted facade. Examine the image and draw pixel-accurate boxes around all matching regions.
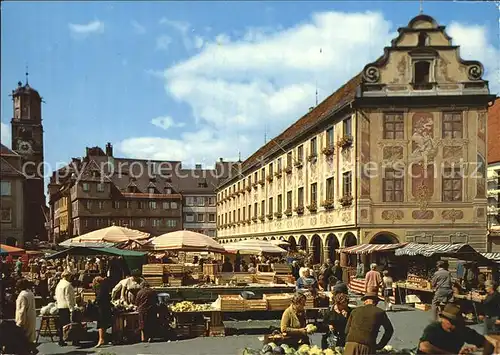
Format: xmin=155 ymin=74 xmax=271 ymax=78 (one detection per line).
xmin=216 ymin=14 xmax=495 ymax=263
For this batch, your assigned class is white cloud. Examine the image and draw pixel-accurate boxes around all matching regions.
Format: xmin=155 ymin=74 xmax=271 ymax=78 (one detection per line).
xmin=1 ymin=122 xmax=11 ymax=148
xmin=131 ymin=20 xmax=146 ymax=34
xmin=151 ymin=116 xmax=185 ymax=130
xmin=121 ymin=11 xmax=499 ymax=165
xmin=156 ymin=35 xmax=172 ymax=51
xmin=68 ymin=20 xmax=104 ymax=36
xmin=448 ymin=22 xmax=499 ymax=94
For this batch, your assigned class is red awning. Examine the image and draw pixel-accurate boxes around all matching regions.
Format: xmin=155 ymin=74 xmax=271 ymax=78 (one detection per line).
xmin=339 ymin=243 xmax=407 ymax=255
xmin=0 ymin=244 xmax=26 ymax=255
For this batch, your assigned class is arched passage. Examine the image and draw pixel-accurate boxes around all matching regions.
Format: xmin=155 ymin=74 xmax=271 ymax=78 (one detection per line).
xmin=310 ymin=235 xmax=323 ymax=265
xmin=298 ymin=235 xmax=308 ymax=252
xmin=343 ymin=232 xmax=357 ymax=266
xmin=326 ymin=233 xmax=340 ymax=262
xmin=5 ymin=237 xmax=17 ymax=247
xmin=288 ymin=236 xmax=297 ymax=251
xmin=369 ymin=232 xmax=399 ymax=244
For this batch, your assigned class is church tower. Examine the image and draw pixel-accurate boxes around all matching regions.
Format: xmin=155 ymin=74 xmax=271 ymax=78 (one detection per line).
xmin=10 ymin=77 xmax=47 ymax=241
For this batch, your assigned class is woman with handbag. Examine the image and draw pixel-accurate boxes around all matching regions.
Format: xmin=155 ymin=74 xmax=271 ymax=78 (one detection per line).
xmin=322 ymin=293 xmax=350 ymax=350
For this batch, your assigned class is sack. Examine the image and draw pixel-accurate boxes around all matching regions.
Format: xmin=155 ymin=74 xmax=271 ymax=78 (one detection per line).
xmin=62 ymin=323 xmax=85 ymax=342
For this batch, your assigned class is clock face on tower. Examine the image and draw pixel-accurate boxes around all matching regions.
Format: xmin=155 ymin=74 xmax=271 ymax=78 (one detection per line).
xmin=17 ymin=140 xmax=34 ymax=155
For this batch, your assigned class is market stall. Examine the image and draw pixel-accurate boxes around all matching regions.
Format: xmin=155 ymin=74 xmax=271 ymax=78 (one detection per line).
xmin=59 ymin=225 xmax=150 ymax=247
xmin=337 ymin=243 xmax=407 ymax=304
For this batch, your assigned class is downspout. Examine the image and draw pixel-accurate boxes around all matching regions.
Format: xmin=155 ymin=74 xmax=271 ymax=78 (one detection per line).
xmin=352 ymin=102 xmax=359 ymax=242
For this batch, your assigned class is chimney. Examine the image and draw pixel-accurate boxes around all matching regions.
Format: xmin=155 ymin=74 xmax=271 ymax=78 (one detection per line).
xmin=85 ymin=147 xmax=90 ymax=157
xmin=219 ymin=158 xmax=223 ymax=162
xmin=309 ymin=107 xmax=314 ymax=112
xmin=105 ymin=142 xmax=113 ymax=157
xmin=195 ymin=164 xmax=202 ymax=170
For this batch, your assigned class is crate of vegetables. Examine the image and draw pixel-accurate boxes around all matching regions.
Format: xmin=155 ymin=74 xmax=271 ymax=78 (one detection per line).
xmin=264 ymin=293 xmax=293 ymax=311
xmin=218 ymin=295 xmax=246 ymax=312
xmin=245 ymin=298 xmax=268 ymax=311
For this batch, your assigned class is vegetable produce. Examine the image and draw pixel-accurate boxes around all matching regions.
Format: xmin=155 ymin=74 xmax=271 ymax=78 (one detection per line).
xmin=305 ymin=324 xmax=317 ymax=334
xmin=170 ymin=301 xmax=212 ymax=312
xmin=242 ymin=344 xmax=416 ymax=355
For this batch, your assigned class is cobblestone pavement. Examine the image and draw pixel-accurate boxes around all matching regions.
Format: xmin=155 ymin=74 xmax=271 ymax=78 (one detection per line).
xmin=36 ymin=304 xmax=484 ymax=355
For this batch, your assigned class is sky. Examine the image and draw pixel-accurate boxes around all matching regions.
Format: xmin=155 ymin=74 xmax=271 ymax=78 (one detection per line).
xmin=1 ymin=1 xmax=499 ymax=179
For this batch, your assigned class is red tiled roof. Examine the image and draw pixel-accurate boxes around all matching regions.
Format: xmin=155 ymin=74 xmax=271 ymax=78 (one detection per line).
xmin=222 ymin=73 xmax=362 ymax=186
xmin=488 ymin=99 xmax=500 ymax=164
xmin=0 ymin=144 xmax=18 ymax=157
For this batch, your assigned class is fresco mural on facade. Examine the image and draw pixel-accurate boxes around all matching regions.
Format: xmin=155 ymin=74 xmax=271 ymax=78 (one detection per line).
xmin=410 ymin=112 xmax=439 ymax=164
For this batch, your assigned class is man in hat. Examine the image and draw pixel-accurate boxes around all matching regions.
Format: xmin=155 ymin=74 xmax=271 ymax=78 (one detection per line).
xmin=418 ymin=303 xmax=493 ymax=354
xmin=431 ymin=260 xmax=453 ymax=321
xmin=344 ymin=291 xmax=394 ymax=355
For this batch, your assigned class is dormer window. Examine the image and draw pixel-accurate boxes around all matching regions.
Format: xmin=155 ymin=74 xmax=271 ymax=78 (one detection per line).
xmin=414 ymin=61 xmax=431 ymax=89
xmin=418 ymin=32 xmax=429 ymax=47
xmin=148 ymin=187 xmax=156 ymax=194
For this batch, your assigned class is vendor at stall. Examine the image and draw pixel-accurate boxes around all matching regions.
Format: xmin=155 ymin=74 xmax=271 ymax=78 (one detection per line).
xmin=280 ymin=293 xmax=310 ymax=347
xmin=418 ymin=303 xmax=493 ymax=355
xmin=296 ymin=269 xmax=319 ymax=295
xmin=120 ymin=269 xmax=145 ymax=305
xmin=478 ymin=280 xmax=500 ymax=335
xmin=135 ymin=283 xmax=158 ymax=343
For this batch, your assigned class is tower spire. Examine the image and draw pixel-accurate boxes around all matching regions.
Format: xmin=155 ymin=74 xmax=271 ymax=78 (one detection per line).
xmin=25 ymin=65 xmax=29 ymax=85
xmin=419 ymin=0 xmax=424 ymax=14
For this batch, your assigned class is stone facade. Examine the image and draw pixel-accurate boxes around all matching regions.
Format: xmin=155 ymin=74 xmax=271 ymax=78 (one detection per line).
xmin=216 ymin=14 xmax=495 ymax=263
xmin=0 ymin=144 xmax=25 ymax=246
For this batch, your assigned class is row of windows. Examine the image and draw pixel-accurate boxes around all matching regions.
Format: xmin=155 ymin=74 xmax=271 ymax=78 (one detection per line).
xmin=185 ymin=196 xmax=216 ymax=207
xmin=81 ymin=218 xmax=178 ymax=228
xmin=219 ymin=118 xmax=353 ymax=201
xmin=383 ymin=112 xmax=464 ymax=140
xmin=219 ymin=172 xmax=353 ymax=224
xmin=80 ymin=182 xmax=174 ymax=195
xmin=185 ymin=213 xmax=217 ymax=223
xmin=77 ymin=200 xmax=179 ymax=211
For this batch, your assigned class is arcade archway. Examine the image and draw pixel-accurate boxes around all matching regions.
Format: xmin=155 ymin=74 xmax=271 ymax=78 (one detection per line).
xmin=343 ymin=233 xmax=357 ymax=247
xmin=5 ymin=237 xmax=17 ymax=247
xmin=326 ymin=233 xmax=340 ymax=262
xmin=298 ymin=235 xmax=308 ymax=252
xmin=370 ymin=232 xmax=399 ymax=244
xmin=310 ymin=235 xmax=323 ymax=264
xmin=288 ymin=236 xmax=297 ymax=251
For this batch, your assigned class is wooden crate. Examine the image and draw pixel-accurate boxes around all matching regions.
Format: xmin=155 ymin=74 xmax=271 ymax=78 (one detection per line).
xmin=144 ymin=276 xmax=164 ymax=287
xmin=165 ymin=264 xmax=185 ymax=274
xmin=272 ymin=264 xmax=291 ymax=274
xmin=415 ymin=303 xmax=431 ymax=311
xmin=175 ymin=325 xmax=191 ymax=338
xmin=82 ymin=292 xmax=96 ymax=302
xmin=245 ymin=299 xmax=268 ymax=311
xmin=203 ymin=264 xmax=220 ymax=275
xmin=219 ymin=295 xmax=246 ymax=312
xmin=255 ymin=272 xmax=276 ymax=284
xmin=142 ymin=264 xmax=164 ymax=276
xmin=191 ymin=324 xmax=207 ymax=337
xmin=305 ymin=297 xmax=315 ymax=309
xmin=169 ymin=278 xmax=184 ymax=287
xmin=264 ymin=293 xmax=293 ymax=311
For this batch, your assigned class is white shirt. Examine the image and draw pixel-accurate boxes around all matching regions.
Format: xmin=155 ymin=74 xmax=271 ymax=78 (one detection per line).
xmin=112 ymin=278 xmax=128 ymax=300
xmin=16 ymin=290 xmax=37 ymax=343
xmin=55 ymin=279 xmax=76 ymax=311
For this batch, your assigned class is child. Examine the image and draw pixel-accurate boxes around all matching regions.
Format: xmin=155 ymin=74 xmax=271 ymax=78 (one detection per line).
xmin=382 ymin=270 xmax=393 ymax=311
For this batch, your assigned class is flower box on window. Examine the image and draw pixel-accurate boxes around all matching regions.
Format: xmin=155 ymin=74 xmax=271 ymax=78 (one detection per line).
xmin=275 ymin=171 xmax=283 ymax=179
xmin=322 ymin=146 xmax=335 ymax=156
xmin=274 ymin=212 xmax=283 ymax=219
xmin=294 ymin=205 xmax=305 ymax=215
xmin=321 ymin=199 xmax=335 ymax=210
xmin=258 ymin=179 xmax=265 ymax=186
xmin=285 ymin=166 xmax=293 ymax=174
xmin=307 ymin=154 xmax=318 ymax=163
xmin=284 ymin=208 xmax=293 ymax=217
xmin=266 ymin=213 xmax=274 ymax=220
xmin=266 ymin=175 xmax=274 ymax=183
xmin=337 ymin=136 xmax=353 ymax=149
xmin=339 ymin=195 xmax=353 ymax=207
xmin=307 ymin=203 xmax=318 ymax=212
xmin=294 ymin=161 xmax=303 ymax=169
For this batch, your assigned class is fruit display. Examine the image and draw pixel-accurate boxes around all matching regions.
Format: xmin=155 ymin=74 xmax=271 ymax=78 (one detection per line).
xmin=242 ymin=344 xmax=415 ymax=355
xmin=170 ymin=301 xmax=213 ymax=312
xmin=111 ymin=300 xmax=137 ymax=312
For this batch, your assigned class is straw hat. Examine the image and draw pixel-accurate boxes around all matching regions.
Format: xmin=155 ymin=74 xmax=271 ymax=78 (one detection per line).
xmin=361 ymin=291 xmax=379 ymax=301
xmin=439 ymin=304 xmax=463 ymax=323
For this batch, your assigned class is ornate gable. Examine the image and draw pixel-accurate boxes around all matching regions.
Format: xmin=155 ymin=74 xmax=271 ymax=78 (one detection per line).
xmin=361 ymin=14 xmax=488 ymax=97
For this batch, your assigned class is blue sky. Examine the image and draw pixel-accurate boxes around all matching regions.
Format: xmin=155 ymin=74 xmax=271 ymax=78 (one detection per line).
xmin=1 ymin=1 xmax=498 ymax=179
